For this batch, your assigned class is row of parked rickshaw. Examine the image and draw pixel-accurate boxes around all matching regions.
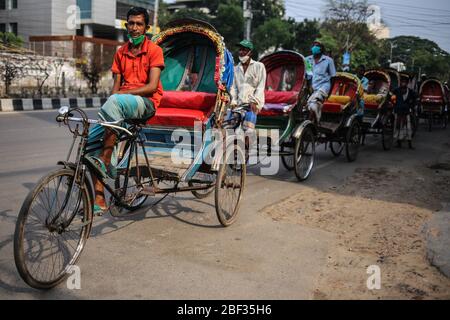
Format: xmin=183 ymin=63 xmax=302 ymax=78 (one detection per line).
xmin=256 ymin=53 xmax=450 ymax=182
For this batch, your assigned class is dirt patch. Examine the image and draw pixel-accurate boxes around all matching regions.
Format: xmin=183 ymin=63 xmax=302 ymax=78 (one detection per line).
xmin=262 ymin=166 xmax=450 ymax=299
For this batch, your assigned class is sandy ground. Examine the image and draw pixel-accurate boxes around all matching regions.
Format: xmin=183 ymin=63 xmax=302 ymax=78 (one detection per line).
xmin=262 ymin=163 xmax=450 ymax=300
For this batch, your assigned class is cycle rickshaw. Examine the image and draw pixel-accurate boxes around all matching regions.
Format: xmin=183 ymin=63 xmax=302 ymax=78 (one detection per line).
xmin=14 ymin=19 xmax=246 ymax=290
xmin=419 ymin=78 xmax=448 ymax=131
xmin=297 ymin=72 xmax=364 ymax=164
xmin=360 ymin=69 xmax=395 ymax=150
xmin=254 ymin=50 xmax=312 ymax=181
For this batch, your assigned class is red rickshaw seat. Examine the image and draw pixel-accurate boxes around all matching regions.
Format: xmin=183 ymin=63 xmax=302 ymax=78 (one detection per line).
xmin=265 ymin=91 xmax=299 ymax=104
xmin=159 ymin=91 xmax=217 ymax=111
xmin=322 ymin=102 xmax=343 ymax=113
xmin=146 ymin=91 xmax=216 ymax=127
xmin=421 ymin=95 xmax=444 ymax=103
xmin=365 ymin=103 xmax=379 ymax=110
xmin=147 ymin=108 xmax=208 ymax=127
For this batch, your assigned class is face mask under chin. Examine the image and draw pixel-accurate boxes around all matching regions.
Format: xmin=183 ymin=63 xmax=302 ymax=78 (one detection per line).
xmin=128 ymin=34 xmax=145 ymax=46
xmin=239 ymin=55 xmax=250 ymax=64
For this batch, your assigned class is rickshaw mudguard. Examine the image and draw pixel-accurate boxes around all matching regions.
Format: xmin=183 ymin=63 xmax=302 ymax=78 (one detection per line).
xmin=345 ymin=114 xmax=359 ymax=128
xmin=292 ymin=120 xmax=316 ymax=140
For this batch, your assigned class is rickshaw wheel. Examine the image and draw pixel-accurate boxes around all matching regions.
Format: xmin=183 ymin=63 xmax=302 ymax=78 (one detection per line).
xmin=345 ymin=121 xmax=361 ymax=162
xmin=280 ymin=144 xmax=295 ymax=171
xmin=382 ymin=114 xmax=394 ymax=151
xmin=294 ymin=126 xmax=315 ymax=181
xmin=330 ymin=141 xmax=344 ymax=157
xmin=215 ymin=144 xmax=246 ymax=227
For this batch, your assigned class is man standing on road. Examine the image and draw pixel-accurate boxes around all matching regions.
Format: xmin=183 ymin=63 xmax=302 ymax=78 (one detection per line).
xmin=392 ymin=76 xmax=416 ymax=150
xmin=86 ymin=7 xmax=165 ymax=215
xmin=305 ymin=40 xmax=337 ymax=124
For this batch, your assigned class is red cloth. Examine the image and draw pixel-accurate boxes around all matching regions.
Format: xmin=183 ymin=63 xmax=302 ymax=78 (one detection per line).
xmin=111 ymin=37 xmax=165 ymax=108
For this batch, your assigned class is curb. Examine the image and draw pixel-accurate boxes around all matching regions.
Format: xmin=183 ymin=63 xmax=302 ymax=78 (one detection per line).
xmin=0 ymin=98 xmax=108 ymax=112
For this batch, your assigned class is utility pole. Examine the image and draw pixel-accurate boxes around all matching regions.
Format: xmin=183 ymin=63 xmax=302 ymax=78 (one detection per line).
xmin=389 ymin=41 xmax=395 ymax=65
xmin=153 ymin=0 xmax=159 ymax=35
xmin=243 ymin=0 xmax=253 ymax=41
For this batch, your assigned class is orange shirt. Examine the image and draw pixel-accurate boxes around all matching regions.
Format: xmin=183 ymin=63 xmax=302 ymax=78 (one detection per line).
xmin=111 ymin=37 xmax=165 ymax=108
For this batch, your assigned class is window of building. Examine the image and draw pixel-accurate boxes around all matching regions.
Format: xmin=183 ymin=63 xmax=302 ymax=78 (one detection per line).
xmin=0 ymin=0 xmax=6 ymax=10
xmin=10 ymin=22 xmax=17 ymax=35
xmin=77 ymin=0 xmax=92 ymax=19
xmin=0 ymin=23 xmax=6 ymax=33
xmin=12 ymin=0 xmax=17 ymax=9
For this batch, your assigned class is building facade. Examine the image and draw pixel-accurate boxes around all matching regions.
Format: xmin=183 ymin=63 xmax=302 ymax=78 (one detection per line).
xmin=0 ymin=0 xmax=156 ymax=45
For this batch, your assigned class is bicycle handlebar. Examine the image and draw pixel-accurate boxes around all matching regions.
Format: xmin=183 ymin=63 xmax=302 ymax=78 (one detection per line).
xmin=56 ymin=107 xmax=134 ymax=137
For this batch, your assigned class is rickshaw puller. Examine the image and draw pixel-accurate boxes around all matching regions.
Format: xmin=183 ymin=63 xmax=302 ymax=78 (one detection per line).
xmin=86 ymin=7 xmax=165 ymax=215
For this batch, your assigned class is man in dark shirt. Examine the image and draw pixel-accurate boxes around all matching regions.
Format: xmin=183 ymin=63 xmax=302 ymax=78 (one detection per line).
xmin=393 ymin=76 xmax=417 ymax=149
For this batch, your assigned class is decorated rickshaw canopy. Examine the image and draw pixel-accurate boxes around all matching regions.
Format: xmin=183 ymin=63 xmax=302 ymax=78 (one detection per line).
xmin=331 ymin=72 xmax=364 ymax=98
xmin=365 ymin=69 xmax=391 ymax=88
xmin=420 ymin=78 xmax=447 ymax=103
xmin=152 ymin=19 xmax=234 ymax=93
xmin=384 ymin=68 xmax=401 ymax=91
xmin=259 ymin=50 xmax=307 ymax=92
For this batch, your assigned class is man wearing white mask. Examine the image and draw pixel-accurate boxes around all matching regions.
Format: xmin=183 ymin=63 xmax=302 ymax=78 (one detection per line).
xmin=230 ymin=40 xmax=267 ymax=131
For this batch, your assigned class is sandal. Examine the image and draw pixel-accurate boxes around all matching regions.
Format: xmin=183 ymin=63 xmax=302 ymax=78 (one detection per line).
xmin=85 ymin=155 xmax=117 ymax=179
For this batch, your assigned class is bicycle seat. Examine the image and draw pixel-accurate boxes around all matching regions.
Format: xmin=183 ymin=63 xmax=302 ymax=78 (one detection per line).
xmin=124 ymin=118 xmax=148 ymax=126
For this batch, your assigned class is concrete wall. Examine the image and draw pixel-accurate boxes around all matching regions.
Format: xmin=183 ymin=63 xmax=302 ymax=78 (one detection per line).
xmin=51 ymin=0 xmax=78 ymax=36
xmin=91 ymin=0 xmax=116 ymax=27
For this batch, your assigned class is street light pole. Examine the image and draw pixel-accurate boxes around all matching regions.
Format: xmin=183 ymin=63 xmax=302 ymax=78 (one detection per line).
xmin=243 ymin=0 xmax=252 ymax=41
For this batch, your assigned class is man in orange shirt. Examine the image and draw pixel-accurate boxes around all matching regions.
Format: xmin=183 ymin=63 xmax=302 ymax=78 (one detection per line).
xmin=87 ymin=7 xmax=164 ymax=214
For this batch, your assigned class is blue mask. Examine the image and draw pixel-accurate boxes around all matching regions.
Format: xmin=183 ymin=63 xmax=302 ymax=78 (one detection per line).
xmin=312 ymin=45 xmax=321 ymax=55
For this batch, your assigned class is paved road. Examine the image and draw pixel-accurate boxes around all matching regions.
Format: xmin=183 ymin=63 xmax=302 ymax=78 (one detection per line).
xmin=0 ymin=109 xmax=448 ymax=299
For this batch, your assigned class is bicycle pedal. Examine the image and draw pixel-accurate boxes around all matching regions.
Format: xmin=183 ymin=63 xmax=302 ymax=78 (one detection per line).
xmin=141 ymin=186 xmax=156 ymax=196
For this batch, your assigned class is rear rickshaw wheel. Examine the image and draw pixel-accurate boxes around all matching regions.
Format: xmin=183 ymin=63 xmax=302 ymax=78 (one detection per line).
xmin=382 ymin=114 xmax=394 ymax=151
xmin=330 ymin=141 xmax=344 ymax=157
xmin=294 ymin=126 xmax=315 ymax=181
xmin=345 ymin=120 xmax=361 ymax=162
xmin=215 ymin=143 xmax=246 ymax=227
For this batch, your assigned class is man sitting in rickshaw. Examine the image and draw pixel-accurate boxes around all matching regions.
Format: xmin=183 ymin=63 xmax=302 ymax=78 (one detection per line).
xmin=392 ymin=76 xmax=416 ymax=150
xmin=86 ymin=7 xmax=165 ymax=215
xmin=305 ymin=40 xmax=337 ymax=124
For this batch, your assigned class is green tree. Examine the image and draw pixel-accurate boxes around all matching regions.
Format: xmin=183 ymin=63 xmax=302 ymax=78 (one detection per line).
xmin=213 ymin=3 xmax=244 ymax=53
xmin=382 ymin=36 xmax=450 ymax=79
xmin=290 ymin=19 xmax=321 ymax=56
xmin=321 ymin=0 xmax=381 ymax=69
xmin=253 ymin=18 xmax=292 ymax=54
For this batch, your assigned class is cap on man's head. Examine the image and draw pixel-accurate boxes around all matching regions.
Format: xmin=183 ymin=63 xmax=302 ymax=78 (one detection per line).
xmin=238 ymin=40 xmax=254 ymax=51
